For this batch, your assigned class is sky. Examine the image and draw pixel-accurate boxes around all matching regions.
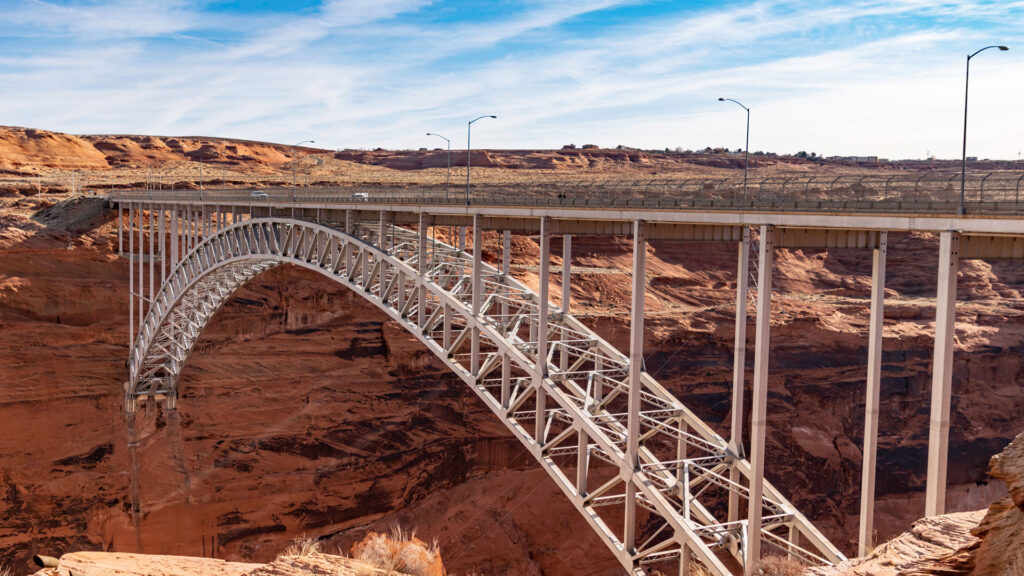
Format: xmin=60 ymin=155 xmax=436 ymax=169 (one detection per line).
xmin=0 ymin=0 xmax=1022 ymax=159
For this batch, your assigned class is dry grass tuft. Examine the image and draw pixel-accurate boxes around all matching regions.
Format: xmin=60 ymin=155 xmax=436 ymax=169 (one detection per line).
xmin=351 ymin=524 xmax=444 ymax=576
xmin=0 ymin=563 xmax=10 ymax=576
xmin=281 ymin=534 xmax=322 ymax=557
xmin=687 ymin=563 xmax=713 ymax=576
xmin=757 ymin=555 xmax=807 ymax=576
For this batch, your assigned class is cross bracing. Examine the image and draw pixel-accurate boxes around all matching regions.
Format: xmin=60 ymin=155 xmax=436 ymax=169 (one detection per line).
xmin=119 ymin=208 xmax=848 ymax=576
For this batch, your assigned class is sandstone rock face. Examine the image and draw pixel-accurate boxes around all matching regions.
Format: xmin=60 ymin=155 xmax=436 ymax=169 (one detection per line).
xmin=0 ymin=127 xmax=111 ymax=171
xmin=808 ymin=510 xmax=983 ymax=576
xmin=811 ymin=428 xmax=1024 ymax=576
xmin=3 ymin=190 xmax=1024 ymax=575
xmin=0 ymin=127 xmax=300 ymax=174
xmin=970 ymin=430 xmax=1024 ymax=576
xmin=30 ymin=550 xmax=414 ymax=576
xmin=38 ymin=551 xmax=259 ymax=576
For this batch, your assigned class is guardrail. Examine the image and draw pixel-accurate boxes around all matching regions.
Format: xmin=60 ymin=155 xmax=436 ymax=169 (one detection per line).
xmin=108 ymin=171 xmax=1024 ymax=215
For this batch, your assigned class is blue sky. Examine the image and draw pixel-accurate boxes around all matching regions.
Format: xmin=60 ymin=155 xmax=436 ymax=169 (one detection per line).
xmin=1 ymin=0 xmax=1022 ymax=159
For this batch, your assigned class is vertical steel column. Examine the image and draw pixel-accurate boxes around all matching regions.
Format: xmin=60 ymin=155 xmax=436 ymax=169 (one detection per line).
xmin=128 ymin=203 xmax=134 ymax=361
xmin=443 ymin=303 xmax=452 ymax=350
xmin=396 ymin=270 xmax=405 ymax=315
xmin=502 ymin=230 xmax=511 ymax=320
xmin=379 ymin=211 xmax=387 ymax=252
xmin=677 ymin=416 xmax=690 ymax=573
xmin=118 ymin=204 xmax=123 ymax=254
xmin=679 ymin=421 xmax=691 ymax=575
xmin=158 ymin=205 xmax=166 ymax=285
xmin=344 ymin=210 xmax=354 ymax=279
xmin=746 ymin=224 xmax=774 ymax=575
xmin=502 ymin=230 xmax=511 ymax=275
xmin=577 ymin=427 xmax=589 ymax=496
xmin=362 ymin=243 xmax=372 ymax=292
xmin=181 ymin=207 xmax=187 ymax=260
xmin=859 ymin=231 xmax=887 ymax=556
xmin=624 ymin=219 xmax=646 ymax=554
xmin=459 ymin=226 xmax=466 ymax=252
xmin=677 ymin=419 xmax=689 ymax=490
xmin=535 ymin=217 xmax=551 ymax=445
xmin=179 ymin=207 xmax=185 ymax=261
xmin=471 ymin=215 xmax=483 ymax=377
xmin=418 ymin=213 xmax=428 ymax=330
xmin=501 ymin=353 xmax=511 ymax=410
xmin=562 ymin=234 xmax=571 ymax=313
xmin=729 ymin=227 xmax=751 ymax=523
xmin=559 ymin=235 xmax=572 ymax=370
xmin=148 ymin=204 xmax=154 ymax=304
xmin=138 ymin=204 xmax=145 ymax=320
xmin=926 ymin=231 xmax=959 ymax=517
xmin=171 ymin=208 xmax=178 ymax=267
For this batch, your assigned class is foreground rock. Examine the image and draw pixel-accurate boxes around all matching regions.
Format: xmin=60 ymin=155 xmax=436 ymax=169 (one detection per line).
xmin=29 ymin=551 xmax=407 ymax=576
xmin=808 ymin=511 xmax=983 ymax=576
xmin=813 ymin=428 xmax=1024 ymax=576
xmin=970 ymin=430 xmax=1024 ymax=576
xmin=27 ymin=530 xmax=441 ymax=576
xmin=31 ymin=551 xmax=258 ymax=576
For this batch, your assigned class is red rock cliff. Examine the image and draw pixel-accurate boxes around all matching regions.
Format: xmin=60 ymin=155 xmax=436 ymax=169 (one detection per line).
xmin=2 ymin=192 xmax=1023 ymax=575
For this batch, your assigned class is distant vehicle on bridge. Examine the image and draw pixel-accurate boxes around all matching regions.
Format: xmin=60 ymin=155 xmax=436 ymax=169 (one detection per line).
xmin=250 ymin=191 xmax=269 ymax=198
xmin=350 ymin=192 xmax=368 ymax=201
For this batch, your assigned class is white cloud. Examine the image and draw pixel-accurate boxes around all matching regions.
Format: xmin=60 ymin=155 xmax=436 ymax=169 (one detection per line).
xmin=0 ymin=0 xmax=1021 ymax=158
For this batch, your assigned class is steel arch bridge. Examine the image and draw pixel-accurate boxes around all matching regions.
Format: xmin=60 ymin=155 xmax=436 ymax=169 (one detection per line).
xmin=122 ymin=211 xmax=844 ymax=575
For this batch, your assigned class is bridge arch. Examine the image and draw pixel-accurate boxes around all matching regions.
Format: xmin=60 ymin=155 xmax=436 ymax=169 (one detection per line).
xmin=126 ymin=215 xmax=842 ymax=575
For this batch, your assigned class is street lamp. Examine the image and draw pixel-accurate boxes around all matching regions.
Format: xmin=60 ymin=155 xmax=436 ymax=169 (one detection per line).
xmin=718 ymin=97 xmax=750 ymax=196
xmin=292 ymin=140 xmax=315 ymax=187
xmin=466 ymin=115 xmax=497 ymax=205
xmin=959 ymin=45 xmax=1008 ymax=215
xmin=426 ymin=132 xmax=451 ymax=200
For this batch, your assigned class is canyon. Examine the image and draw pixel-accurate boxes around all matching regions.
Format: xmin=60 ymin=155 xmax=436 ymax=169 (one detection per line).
xmin=2 ymin=127 xmax=1024 ymax=575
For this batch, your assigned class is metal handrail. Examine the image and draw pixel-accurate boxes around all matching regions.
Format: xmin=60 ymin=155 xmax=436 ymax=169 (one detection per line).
xmin=100 ymin=171 xmax=1024 ymax=215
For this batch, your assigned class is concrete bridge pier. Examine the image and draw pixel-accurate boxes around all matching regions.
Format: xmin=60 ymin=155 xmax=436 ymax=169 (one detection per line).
xmin=624 ymin=219 xmax=646 ymax=560
xmin=728 ymin=227 xmax=750 ymax=527
xmin=535 ymin=217 xmax=550 ymax=446
xmin=926 ymin=231 xmax=960 ymax=517
xmin=859 ymin=231 xmax=887 ymax=556
xmin=745 ymin=225 xmax=774 ymax=576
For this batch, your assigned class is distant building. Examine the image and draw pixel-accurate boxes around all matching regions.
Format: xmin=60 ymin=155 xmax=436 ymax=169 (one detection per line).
xmin=827 ymin=155 xmax=879 ymax=163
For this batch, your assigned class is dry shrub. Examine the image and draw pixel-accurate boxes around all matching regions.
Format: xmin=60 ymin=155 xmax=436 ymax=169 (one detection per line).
xmin=757 ymin=555 xmax=806 ymax=576
xmin=0 ymin=563 xmax=10 ymax=576
xmin=351 ymin=525 xmax=444 ymax=576
xmin=282 ymin=534 xmax=321 ymax=557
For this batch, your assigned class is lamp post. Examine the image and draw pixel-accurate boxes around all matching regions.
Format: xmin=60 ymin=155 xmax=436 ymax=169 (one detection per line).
xmin=426 ymin=132 xmax=451 ymax=200
xmin=292 ymin=140 xmax=315 ymax=187
xmin=960 ymin=45 xmax=1008 ymax=215
xmin=718 ymin=97 xmax=750 ymax=196
xmin=466 ymin=115 xmax=497 ymax=205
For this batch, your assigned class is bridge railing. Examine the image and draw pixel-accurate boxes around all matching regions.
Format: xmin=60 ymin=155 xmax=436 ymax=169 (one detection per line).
xmin=107 ymin=171 xmax=1024 ymax=215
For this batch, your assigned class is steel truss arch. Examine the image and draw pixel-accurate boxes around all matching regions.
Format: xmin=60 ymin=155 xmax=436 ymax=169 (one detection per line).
xmin=126 ymin=216 xmax=843 ymax=575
